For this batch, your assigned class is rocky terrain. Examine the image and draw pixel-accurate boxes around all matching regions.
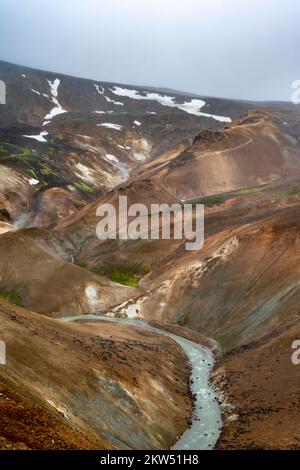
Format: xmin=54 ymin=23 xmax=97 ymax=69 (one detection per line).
xmin=0 ymin=300 xmax=192 ymax=449
xmin=0 ymin=60 xmax=300 ymax=450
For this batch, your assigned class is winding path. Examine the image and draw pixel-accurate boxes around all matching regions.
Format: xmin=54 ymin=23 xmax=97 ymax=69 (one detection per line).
xmin=62 ymin=314 xmax=222 ymax=450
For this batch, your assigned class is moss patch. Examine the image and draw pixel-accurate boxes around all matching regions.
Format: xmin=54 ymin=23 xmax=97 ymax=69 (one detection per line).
xmin=0 ymin=141 xmax=70 ymax=189
xmin=272 ymin=188 xmax=300 ymax=201
xmin=74 ymin=182 xmax=95 ymax=193
xmin=75 ymin=259 xmax=88 ymax=269
xmin=0 ymin=290 xmax=23 ymax=307
xmin=188 ymin=183 xmax=276 ymax=207
xmin=177 ymin=314 xmax=189 ymax=327
xmin=102 ymin=263 xmax=150 ymax=287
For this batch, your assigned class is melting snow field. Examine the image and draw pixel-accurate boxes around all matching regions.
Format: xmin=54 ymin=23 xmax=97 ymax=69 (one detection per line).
xmin=110 ymin=86 xmax=231 ymax=123
xmin=61 ymin=314 xmax=222 ymax=450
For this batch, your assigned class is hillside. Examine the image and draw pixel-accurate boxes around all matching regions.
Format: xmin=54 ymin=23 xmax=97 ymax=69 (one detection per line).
xmin=0 ymin=61 xmax=300 ymax=450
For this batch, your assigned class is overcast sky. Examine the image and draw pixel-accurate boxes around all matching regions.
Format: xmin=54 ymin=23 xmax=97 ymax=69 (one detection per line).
xmin=1 ymin=0 xmax=299 ymax=100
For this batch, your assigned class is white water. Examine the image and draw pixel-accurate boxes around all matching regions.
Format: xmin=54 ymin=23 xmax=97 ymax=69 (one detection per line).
xmin=61 ymin=314 xmax=221 ymax=450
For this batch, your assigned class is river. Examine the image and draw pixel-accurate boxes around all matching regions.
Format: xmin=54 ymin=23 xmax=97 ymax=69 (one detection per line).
xmin=61 ymin=314 xmax=221 ymax=450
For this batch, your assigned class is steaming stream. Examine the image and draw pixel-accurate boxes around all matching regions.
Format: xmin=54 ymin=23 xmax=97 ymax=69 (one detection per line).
xmin=61 ymin=314 xmax=221 ymax=450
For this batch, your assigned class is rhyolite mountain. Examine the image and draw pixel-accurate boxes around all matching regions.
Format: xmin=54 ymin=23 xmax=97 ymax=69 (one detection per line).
xmin=0 ymin=59 xmax=298 ymax=227
xmin=0 ymin=60 xmax=300 ymax=450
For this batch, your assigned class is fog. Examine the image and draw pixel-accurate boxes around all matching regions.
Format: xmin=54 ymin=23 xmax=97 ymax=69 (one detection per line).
xmin=1 ymin=0 xmax=299 ymax=100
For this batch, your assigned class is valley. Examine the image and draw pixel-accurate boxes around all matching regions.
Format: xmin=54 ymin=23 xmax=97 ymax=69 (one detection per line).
xmin=0 ymin=60 xmax=300 ymax=450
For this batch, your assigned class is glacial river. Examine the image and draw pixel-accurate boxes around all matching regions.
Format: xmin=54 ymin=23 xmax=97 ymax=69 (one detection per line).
xmin=61 ymin=314 xmax=222 ymax=450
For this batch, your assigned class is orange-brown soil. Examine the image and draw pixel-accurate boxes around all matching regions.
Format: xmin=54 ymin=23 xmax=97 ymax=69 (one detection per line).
xmin=0 ymin=380 xmax=97 ymax=450
xmin=214 ymin=324 xmax=300 ymax=450
xmin=0 ymin=300 xmax=192 ymax=450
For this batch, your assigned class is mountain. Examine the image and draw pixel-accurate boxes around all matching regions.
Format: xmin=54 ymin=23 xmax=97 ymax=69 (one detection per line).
xmin=1 ymin=59 xmax=297 ymax=228
xmin=0 ymin=60 xmax=300 ymax=450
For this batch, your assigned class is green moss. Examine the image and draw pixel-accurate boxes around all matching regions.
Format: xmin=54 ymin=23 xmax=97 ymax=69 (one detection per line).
xmin=195 ymin=194 xmax=227 ymax=207
xmin=76 ymin=259 xmax=88 ymax=269
xmin=107 ymin=272 xmax=138 ymax=287
xmin=0 ymin=290 xmax=23 ymax=307
xmin=74 ymin=182 xmax=95 ymax=193
xmin=40 ymin=165 xmax=53 ymax=175
xmin=102 ymin=263 xmax=149 ymax=287
xmin=272 ymin=188 xmax=300 ymax=201
xmin=234 ymin=184 xmax=274 ymax=195
xmin=0 ymin=141 xmax=69 ymax=186
xmin=177 ymin=315 xmax=189 ymax=327
xmin=143 ymin=265 xmax=151 ymax=274
xmin=47 ymin=139 xmax=56 ymax=157
xmin=188 ymin=183 xmax=276 ymax=207
xmin=29 ymin=169 xmax=39 ymax=179
xmin=0 ymin=147 xmax=35 ymax=162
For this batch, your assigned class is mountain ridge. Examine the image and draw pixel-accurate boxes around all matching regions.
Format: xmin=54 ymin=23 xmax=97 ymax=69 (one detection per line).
xmin=1 ymin=59 xmax=297 ymax=108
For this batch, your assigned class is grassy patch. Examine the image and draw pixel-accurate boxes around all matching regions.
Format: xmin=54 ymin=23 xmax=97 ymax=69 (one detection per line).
xmin=234 ymin=184 xmax=274 ymax=195
xmin=0 ymin=142 xmax=36 ymax=163
xmin=0 ymin=290 xmax=22 ymax=307
xmin=177 ymin=315 xmax=189 ymax=327
xmin=272 ymin=188 xmax=300 ymax=201
xmin=143 ymin=265 xmax=151 ymax=274
xmin=194 ymin=194 xmax=227 ymax=207
xmin=102 ymin=263 xmax=150 ymax=287
xmin=188 ymin=183 xmax=276 ymax=207
xmin=76 ymin=259 xmax=88 ymax=269
xmin=0 ymin=141 xmax=70 ymax=188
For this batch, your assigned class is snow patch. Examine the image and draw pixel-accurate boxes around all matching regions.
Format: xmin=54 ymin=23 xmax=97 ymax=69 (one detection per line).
xmin=94 ymin=110 xmax=114 ymax=114
xmin=29 ymin=178 xmax=39 ymax=185
xmin=23 ymin=131 xmax=48 ymax=142
xmin=48 ymin=78 xmax=60 ymax=98
xmin=104 ymin=154 xmax=119 ymax=163
xmin=21 ymin=74 xmax=27 ymax=78
xmin=97 ymin=123 xmax=123 ymax=131
xmin=31 ymin=89 xmax=41 ymax=95
xmin=94 ymin=84 xmax=124 ymax=106
xmin=117 ymin=144 xmax=131 ymax=150
xmin=133 ymin=120 xmax=142 ymax=126
xmin=43 ymin=78 xmax=66 ymax=125
xmin=110 ymin=86 xmax=231 ymax=123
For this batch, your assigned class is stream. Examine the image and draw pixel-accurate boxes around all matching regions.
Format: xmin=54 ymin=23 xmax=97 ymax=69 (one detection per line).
xmin=61 ymin=314 xmax=222 ymax=450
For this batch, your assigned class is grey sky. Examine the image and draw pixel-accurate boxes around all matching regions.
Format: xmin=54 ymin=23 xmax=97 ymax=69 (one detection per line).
xmin=1 ymin=0 xmax=299 ymax=100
